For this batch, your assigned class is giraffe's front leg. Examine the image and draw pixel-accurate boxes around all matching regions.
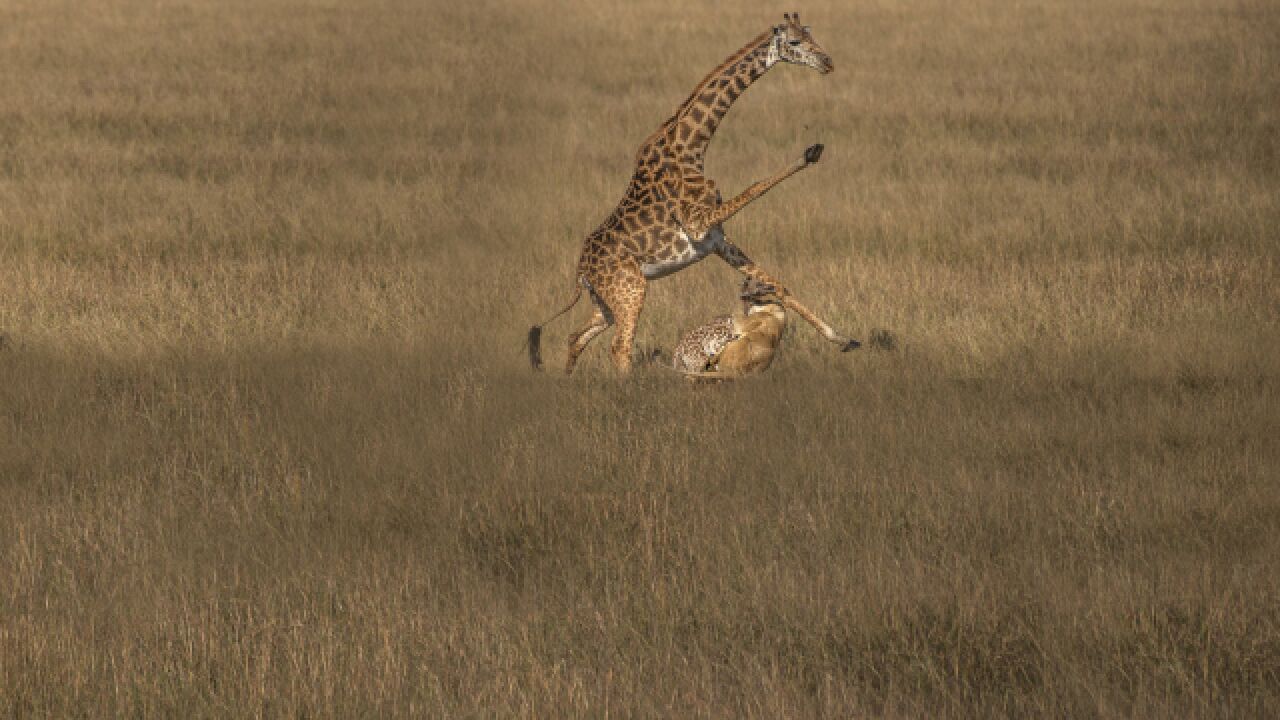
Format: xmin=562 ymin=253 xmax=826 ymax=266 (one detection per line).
xmin=713 ymin=238 xmax=860 ymax=352
xmin=686 ymin=144 xmax=825 ymax=231
xmin=782 ymin=297 xmax=862 ymax=352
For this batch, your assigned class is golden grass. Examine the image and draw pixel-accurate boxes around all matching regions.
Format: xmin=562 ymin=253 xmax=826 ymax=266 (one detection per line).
xmin=2 ymin=0 xmax=1279 ymax=715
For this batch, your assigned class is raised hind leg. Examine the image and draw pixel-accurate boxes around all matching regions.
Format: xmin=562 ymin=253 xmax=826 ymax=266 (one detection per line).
xmin=565 ymin=307 xmax=610 ymax=375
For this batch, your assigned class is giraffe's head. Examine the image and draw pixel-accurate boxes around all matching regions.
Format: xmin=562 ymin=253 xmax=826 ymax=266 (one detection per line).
xmin=771 ymin=13 xmax=833 ymax=74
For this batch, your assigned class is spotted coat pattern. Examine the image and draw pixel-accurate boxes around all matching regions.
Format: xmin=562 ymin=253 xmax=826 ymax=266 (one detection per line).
xmin=671 ymin=315 xmax=736 ymax=373
xmin=529 ymin=14 xmax=860 ymax=374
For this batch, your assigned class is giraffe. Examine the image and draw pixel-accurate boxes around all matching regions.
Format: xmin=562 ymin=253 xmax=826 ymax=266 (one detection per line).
xmin=528 ymin=13 xmax=860 ymax=374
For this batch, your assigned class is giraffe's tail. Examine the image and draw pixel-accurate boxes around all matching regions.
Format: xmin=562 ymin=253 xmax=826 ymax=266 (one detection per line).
xmin=527 ymin=281 xmax=584 ymax=371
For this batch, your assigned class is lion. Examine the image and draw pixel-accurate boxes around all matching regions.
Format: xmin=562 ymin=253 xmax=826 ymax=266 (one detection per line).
xmin=671 ymin=278 xmax=788 ymax=379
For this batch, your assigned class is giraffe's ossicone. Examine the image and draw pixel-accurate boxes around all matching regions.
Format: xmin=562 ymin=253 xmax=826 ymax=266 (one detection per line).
xmin=528 ymin=13 xmax=860 ymax=375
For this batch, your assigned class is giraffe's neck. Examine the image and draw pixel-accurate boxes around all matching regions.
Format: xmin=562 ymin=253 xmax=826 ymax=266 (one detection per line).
xmin=667 ymin=31 xmax=777 ymax=161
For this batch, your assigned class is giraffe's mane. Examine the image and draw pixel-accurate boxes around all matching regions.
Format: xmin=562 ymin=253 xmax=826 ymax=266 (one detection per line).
xmin=671 ymin=29 xmax=774 ymax=122
xmin=635 ymin=28 xmax=773 ymax=161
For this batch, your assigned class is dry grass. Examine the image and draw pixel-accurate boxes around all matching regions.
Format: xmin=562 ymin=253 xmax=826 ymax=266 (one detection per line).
xmin=2 ymin=0 xmax=1279 ymax=716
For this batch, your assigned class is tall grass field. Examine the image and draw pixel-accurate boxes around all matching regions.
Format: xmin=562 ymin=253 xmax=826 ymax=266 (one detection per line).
xmin=2 ymin=0 xmax=1278 ymax=715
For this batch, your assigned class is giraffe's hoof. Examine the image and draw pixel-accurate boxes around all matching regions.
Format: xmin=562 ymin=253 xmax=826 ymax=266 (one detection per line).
xmin=804 ymin=143 xmax=824 ymax=164
xmin=840 ymin=338 xmax=861 ymax=352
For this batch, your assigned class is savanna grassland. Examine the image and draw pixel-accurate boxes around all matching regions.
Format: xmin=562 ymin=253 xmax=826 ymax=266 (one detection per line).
xmin=2 ymin=0 xmax=1279 ymax=716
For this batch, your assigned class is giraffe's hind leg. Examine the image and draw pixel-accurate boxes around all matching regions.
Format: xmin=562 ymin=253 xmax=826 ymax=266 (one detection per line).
xmin=565 ymin=307 xmax=610 ymax=375
xmin=600 ymin=269 xmax=647 ymax=373
xmin=566 ymin=266 xmax=647 ymax=374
